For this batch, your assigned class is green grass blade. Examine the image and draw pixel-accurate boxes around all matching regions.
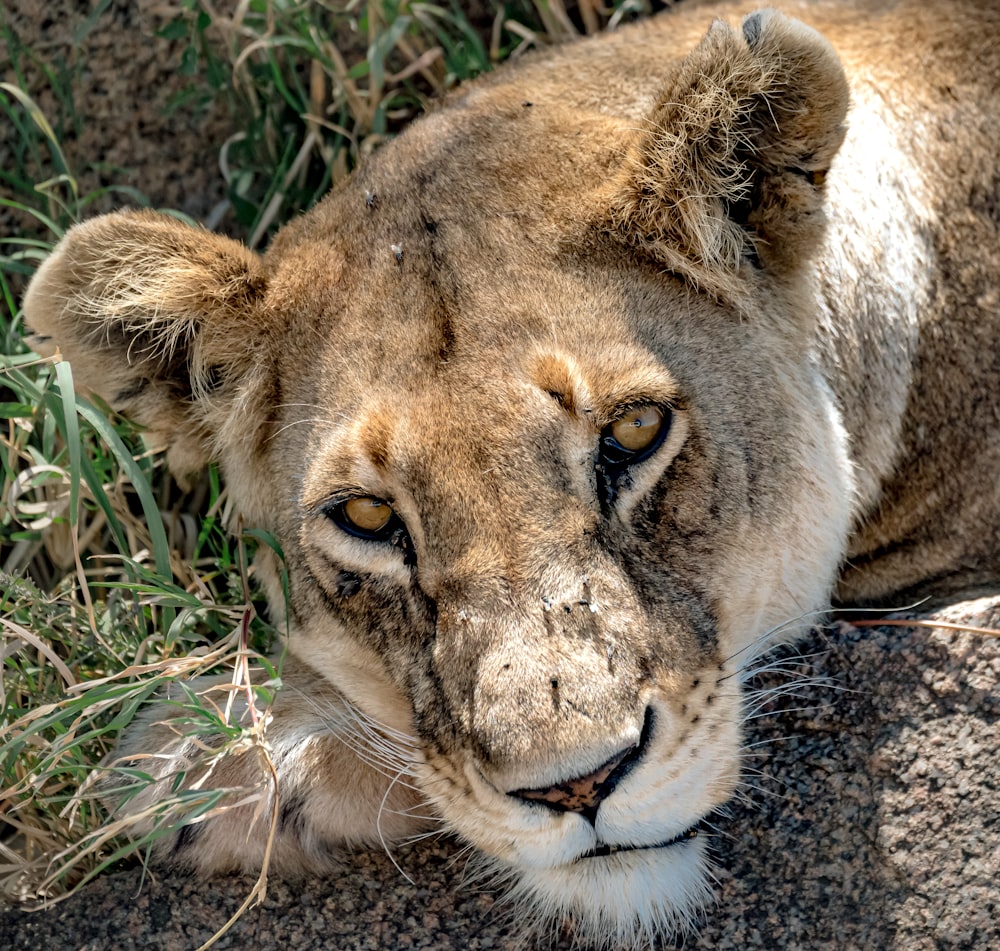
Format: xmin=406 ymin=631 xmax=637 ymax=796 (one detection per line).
xmin=72 ymin=398 xmax=172 ymax=582
xmin=54 ymin=361 xmax=81 ymax=531
xmin=0 ymin=197 xmax=66 ymax=238
xmin=0 ymin=82 xmax=75 ymax=192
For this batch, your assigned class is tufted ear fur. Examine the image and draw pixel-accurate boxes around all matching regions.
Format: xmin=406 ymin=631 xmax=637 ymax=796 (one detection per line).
xmin=610 ymin=9 xmax=849 ymax=301
xmin=23 ymin=210 xmax=273 ymax=480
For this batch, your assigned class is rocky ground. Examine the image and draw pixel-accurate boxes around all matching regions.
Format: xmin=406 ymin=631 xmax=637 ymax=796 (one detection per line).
xmin=3 ymin=606 xmax=997 ymax=950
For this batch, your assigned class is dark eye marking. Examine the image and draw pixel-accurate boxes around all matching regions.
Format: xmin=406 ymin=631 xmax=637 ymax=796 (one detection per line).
xmin=595 ymin=403 xmax=673 ymax=507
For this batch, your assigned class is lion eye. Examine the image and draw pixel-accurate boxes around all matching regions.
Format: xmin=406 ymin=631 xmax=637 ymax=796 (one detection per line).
xmin=600 ymin=404 xmax=670 ymax=468
xmin=611 ymin=406 xmax=665 ymax=452
xmin=332 ymin=496 xmax=397 ymax=540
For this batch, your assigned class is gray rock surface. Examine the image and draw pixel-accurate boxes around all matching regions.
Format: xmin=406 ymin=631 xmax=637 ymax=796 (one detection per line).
xmin=3 ymin=604 xmax=997 ymax=950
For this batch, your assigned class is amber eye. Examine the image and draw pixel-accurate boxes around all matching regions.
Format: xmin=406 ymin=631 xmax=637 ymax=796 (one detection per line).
xmin=611 ymin=405 xmax=665 ymax=452
xmin=600 ymin=404 xmax=670 ymax=468
xmin=330 ymin=496 xmax=397 ymax=541
xmin=344 ymin=497 xmax=392 ymax=531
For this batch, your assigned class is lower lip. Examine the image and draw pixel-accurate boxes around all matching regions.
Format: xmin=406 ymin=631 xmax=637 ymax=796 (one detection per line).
xmin=580 ymin=825 xmax=700 ymax=860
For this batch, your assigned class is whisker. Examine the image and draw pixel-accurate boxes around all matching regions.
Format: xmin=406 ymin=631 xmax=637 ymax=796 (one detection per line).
xmin=400 ymin=826 xmax=449 ymax=847
xmin=377 ymin=767 xmax=418 ymax=886
xmin=278 ymin=684 xmax=424 ymax=786
xmin=444 ymin=841 xmax=480 ymax=876
xmin=740 ymin=734 xmax=804 ymax=753
xmin=743 ymin=705 xmax=826 ymax=722
xmin=720 ymin=608 xmax=833 ymax=673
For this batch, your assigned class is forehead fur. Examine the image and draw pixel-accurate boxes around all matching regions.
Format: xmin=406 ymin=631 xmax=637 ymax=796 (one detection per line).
xmin=530 ymin=349 xmax=682 ymax=420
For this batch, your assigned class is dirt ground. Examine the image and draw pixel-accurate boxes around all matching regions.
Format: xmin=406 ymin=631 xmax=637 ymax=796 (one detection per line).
xmin=2 ymin=3 xmax=998 ymax=949
xmin=2 ymin=607 xmax=998 ymax=951
xmin=1 ymin=0 xmax=232 ymax=244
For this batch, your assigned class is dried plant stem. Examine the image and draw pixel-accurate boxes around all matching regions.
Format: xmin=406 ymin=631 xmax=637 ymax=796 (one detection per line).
xmin=851 ymin=617 xmax=1000 ymax=638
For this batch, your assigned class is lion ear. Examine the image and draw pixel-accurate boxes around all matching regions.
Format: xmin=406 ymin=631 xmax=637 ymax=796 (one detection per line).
xmin=610 ymin=9 xmax=849 ymax=299
xmin=23 ymin=210 xmax=272 ymax=479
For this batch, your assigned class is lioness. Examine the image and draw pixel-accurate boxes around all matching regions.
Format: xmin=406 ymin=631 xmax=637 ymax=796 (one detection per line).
xmin=21 ymin=0 xmax=1000 ymax=946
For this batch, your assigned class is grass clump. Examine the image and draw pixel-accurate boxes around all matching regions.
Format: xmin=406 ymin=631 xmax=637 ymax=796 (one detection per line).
xmin=1 ymin=265 xmax=281 ymax=901
xmin=0 ymin=50 xmax=286 ymax=907
xmin=1 ymin=0 xmax=657 ymax=914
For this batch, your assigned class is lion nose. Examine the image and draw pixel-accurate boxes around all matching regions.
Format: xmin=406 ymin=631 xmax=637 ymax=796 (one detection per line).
xmin=510 ymin=711 xmax=651 ymax=823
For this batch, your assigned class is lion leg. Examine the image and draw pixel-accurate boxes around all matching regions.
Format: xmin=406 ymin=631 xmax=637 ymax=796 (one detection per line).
xmin=102 ymin=655 xmax=430 ymax=876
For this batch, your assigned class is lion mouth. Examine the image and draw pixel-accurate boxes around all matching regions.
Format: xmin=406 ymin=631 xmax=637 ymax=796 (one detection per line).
xmin=579 ymin=824 xmax=700 ymax=860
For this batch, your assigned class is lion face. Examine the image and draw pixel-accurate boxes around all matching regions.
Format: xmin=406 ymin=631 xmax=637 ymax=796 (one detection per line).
xmin=264 ymin=204 xmax=852 ymax=938
xmin=24 ymin=8 xmax=857 ymax=946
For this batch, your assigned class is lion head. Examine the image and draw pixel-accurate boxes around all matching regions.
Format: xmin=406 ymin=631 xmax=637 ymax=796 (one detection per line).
xmin=23 ymin=8 xmax=856 ymax=947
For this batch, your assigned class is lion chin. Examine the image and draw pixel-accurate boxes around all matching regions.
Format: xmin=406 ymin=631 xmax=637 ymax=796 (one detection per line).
xmin=21 ymin=0 xmax=1000 ymax=946
xmin=496 ymin=839 xmax=712 ymax=950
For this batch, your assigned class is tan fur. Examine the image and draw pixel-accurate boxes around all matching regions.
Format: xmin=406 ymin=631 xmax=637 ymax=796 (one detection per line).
xmin=22 ymin=1 xmax=1000 ymax=946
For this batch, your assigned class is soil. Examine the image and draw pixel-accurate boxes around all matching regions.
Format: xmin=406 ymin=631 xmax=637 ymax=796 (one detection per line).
xmin=0 ymin=1 xmax=233 ymax=239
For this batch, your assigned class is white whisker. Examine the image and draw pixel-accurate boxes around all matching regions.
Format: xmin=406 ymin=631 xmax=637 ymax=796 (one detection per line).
xmin=376 ymin=767 xmax=418 ymax=886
